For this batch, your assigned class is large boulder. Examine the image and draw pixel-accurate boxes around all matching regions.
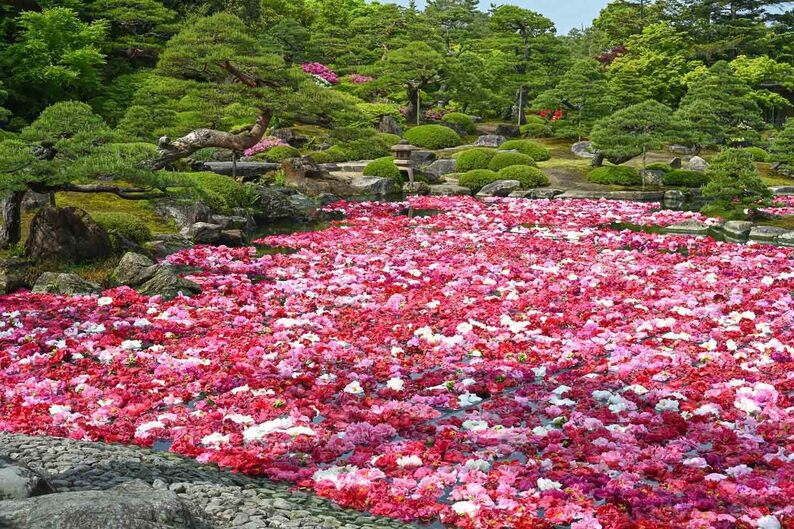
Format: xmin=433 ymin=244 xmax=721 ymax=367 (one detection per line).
xmin=474 ymin=135 xmax=506 ymax=148
xmin=377 ymin=115 xmax=403 ymax=136
xmin=410 ymin=150 xmax=437 ymax=167
xmin=253 ymin=186 xmax=310 ymax=221
xmin=670 ymin=144 xmax=698 ymax=155
xmin=112 ymin=253 xmax=158 ymax=286
xmin=495 ymin=124 xmax=520 ymax=138
xmin=219 ymin=229 xmax=245 ymax=247
xmin=282 ymin=158 xmax=369 ymax=197
xmin=476 ymin=180 xmax=521 ymax=198
xmin=423 ymin=159 xmax=457 ymax=182
xmin=571 ymin=141 xmax=595 ymax=159
xmin=184 ymin=222 xmax=222 ymax=244
xmin=145 ymin=236 xmax=194 ymax=260
xmin=349 ymin=176 xmax=395 ymax=196
xmin=153 ymin=201 xmax=212 ymax=230
xmin=640 ymin=169 xmax=664 ymax=187
xmin=440 ymin=121 xmax=468 ymax=136
xmin=24 ymin=208 xmax=114 ymax=264
xmin=137 ymin=266 xmax=201 ymax=300
xmin=429 ymin=184 xmax=471 ymax=196
xmin=403 ymin=181 xmax=431 ymax=195
xmin=0 ymin=455 xmax=53 ymax=500
xmin=0 ymin=258 xmax=31 ymax=295
xmin=0 ymin=479 xmax=211 ymax=529
xmin=685 ymin=156 xmax=710 ymax=171
xmin=31 ymin=273 xmax=101 ymax=296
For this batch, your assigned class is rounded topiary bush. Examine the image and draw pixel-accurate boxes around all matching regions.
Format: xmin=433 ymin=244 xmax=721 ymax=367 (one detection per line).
xmin=662 ymin=169 xmax=710 ymax=188
xmin=92 ymin=212 xmax=152 ymax=243
xmin=499 ymin=140 xmax=551 ymax=161
xmin=264 ymin=145 xmax=301 ymax=162
xmin=453 ymin=148 xmax=497 ymax=171
xmin=375 ymin=132 xmax=402 ymax=146
xmin=588 ymin=165 xmax=641 ymax=186
xmin=458 ymin=169 xmax=499 ymax=192
xmin=188 ymin=172 xmax=259 ymax=211
xmin=363 ymin=156 xmax=402 ymax=181
xmin=741 ymin=146 xmax=769 ymax=162
xmin=645 ymin=163 xmax=672 ymax=173
xmin=308 ymin=146 xmax=349 ymax=163
xmin=340 ymin=137 xmax=392 ymax=160
xmin=488 ymin=152 xmax=537 ymax=171
xmin=404 ymin=124 xmax=462 ymax=149
xmin=519 ymin=123 xmax=552 ymax=138
xmin=442 ymin=112 xmax=476 ymax=134
xmin=496 ymin=165 xmax=550 ymax=188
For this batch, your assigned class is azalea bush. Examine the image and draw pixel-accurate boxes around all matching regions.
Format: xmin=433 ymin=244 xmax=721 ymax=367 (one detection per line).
xmin=0 ymin=196 xmax=791 ymax=529
xmin=243 ymin=137 xmax=287 ymax=158
xmin=301 ymin=62 xmax=339 ymax=85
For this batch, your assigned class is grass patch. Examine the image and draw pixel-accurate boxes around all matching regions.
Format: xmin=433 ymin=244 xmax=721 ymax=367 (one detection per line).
xmin=57 ymin=192 xmax=176 ymax=234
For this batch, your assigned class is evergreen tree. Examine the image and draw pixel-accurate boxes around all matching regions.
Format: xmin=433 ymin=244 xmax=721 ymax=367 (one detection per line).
xmin=769 ymin=118 xmax=794 ymax=175
xmin=702 ymin=147 xmax=770 ymax=206
xmin=378 ymin=41 xmax=446 ymax=124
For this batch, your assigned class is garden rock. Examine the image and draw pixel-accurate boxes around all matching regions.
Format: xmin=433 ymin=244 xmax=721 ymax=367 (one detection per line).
xmin=185 ymin=222 xmax=222 ymax=244
xmin=476 ymin=180 xmax=521 ymax=197
xmin=722 ymin=221 xmax=753 ymax=239
xmin=210 ymin=215 xmax=252 ymax=231
xmin=474 ymin=135 xmax=506 ymax=148
xmin=271 ymin=128 xmax=309 ymax=148
xmin=669 ymin=157 xmax=682 ymax=169
xmin=663 ymin=219 xmax=710 ymax=235
xmin=510 ymin=188 xmax=564 ymax=199
xmin=670 ymin=144 xmax=698 ymax=155
xmin=495 ymin=124 xmax=520 ymax=138
xmin=663 ymin=190 xmax=687 ymax=208
xmin=410 ymin=150 xmax=437 ymax=167
xmin=31 ymin=273 xmax=101 ymax=296
xmin=0 ymin=479 xmax=212 ymax=529
xmin=0 ymin=258 xmax=30 ymax=295
xmin=640 ymin=169 xmax=664 ymax=186
xmin=349 ymin=176 xmax=394 ymax=196
xmin=429 ymin=184 xmax=470 ymax=196
xmin=24 ymin=207 xmax=114 ymax=264
xmin=112 ymin=252 xmax=158 ymax=286
xmin=137 ymin=266 xmax=201 ymax=300
xmin=685 ymin=156 xmax=709 ymax=171
xmin=440 ymin=121 xmax=467 ymax=136
xmin=403 ymin=182 xmax=431 ymax=195
xmin=0 ymin=455 xmax=53 ymax=500
xmin=253 ymin=186 xmax=308 ymax=221
xmin=749 ymin=225 xmax=789 ymax=242
xmin=202 ymin=161 xmax=280 ymax=180
xmin=219 ymin=229 xmax=245 ymax=247
xmin=146 ymin=237 xmax=194 ymax=260
xmin=571 ymin=141 xmax=595 ymax=159
xmin=377 ymin=115 xmax=403 ymax=136
xmin=21 ymin=191 xmax=49 ymax=212
xmin=423 ymin=159 xmax=457 ymax=182
xmin=154 ymin=201 xmax=212 ymax=230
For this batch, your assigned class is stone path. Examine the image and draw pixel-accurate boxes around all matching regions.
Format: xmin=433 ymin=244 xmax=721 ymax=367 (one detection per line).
xmin=0 ymin=432 xmax=412 ymax=529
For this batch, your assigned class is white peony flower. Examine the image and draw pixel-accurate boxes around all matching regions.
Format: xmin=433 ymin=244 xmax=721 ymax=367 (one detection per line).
xmin=344 ymin=380 xmax=364 ymax=395
xmin=458 ymin=392 xmax=482 ymax=407
xmin=201 ymin=432 xmax=230 ymax=448
xmin=97 ymin=297 xmax=113 ymax=306
xmin=396 ymin=455 xmax=422 ymax=467
xmin=537 ymin=478 xmax=563 ymax=491
xmin=451 ymin=501 xmax=479 ymax=516
xmin=757 ymin=515 xmax=781 ymax=529
xmin=386 ymin=378 xmax=404 ymax=391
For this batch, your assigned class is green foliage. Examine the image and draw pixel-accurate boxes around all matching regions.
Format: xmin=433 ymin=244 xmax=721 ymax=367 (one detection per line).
xmin=646 ymin=163 xmax=673 ymax=173
xmin=311 ymin=146 xmax=350 ymax=163
xmin=496 ymin=165 xmax=549 ymax=188
xmin=442 ymin=112 xmax=476 ymax=134
xmin=591 ymin=100 xmax=690 ymax=167
xmin=21 ymin=101 xmax=110 ymax=148
xmin=363 ymin=157 xmax=402 ymax=184
xmin=519 ymin=122 xmax=553 ymax=138
xmin=263 ymin=145 xmax=301 ymax=162
xmin=702 ymin=148 xmax=771 ymax=206
xmin=185 ymin=172 xmax=259 ymax=212
xmin=662 ymin=170 xmax=710 ymax=188
xmin=741 ymin=146 xmax=770 ymax=162
xmin=769 ymin=119 xmax=794 ymax=174
xmin=92 ymin=212 xmax=152 ymax=243
xmin=374 ymin=133 xmax=402 ymax=147
xmin=498 ymin=140 xmax=550 ymax=161
xmin=404 ymin=125 xmax=461 ymax=149
xmin=453 ymin=148 xmax=497 ymax=171
xmin=458 ymin=169 xmax=499 ymax=192
xmin=338 ymin=136 xmax=392 ymax=160
xmin=588 ymin=165 xmax=641 ymax=186
xmin=356 ymin=103 xmax=405 ymax=124
xmin=487 ymin=152 xmax=536 ymax=171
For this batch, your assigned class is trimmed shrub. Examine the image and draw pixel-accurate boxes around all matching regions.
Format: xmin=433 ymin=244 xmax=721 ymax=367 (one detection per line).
xmin=524 ymin=115 xmax=547 ymax=125
xmin=662 ymin=170 xmax=710 ymax=188
xmin=187 ymin=172 xmax=259 ymax=212
xmin=306 ymin=151 xmax=334 ymax=163
xmin=339 ymin=136 xmax=392 ymax=160
xmin=519 ymin=122 xmax=553 ymax=138
xmin=741 ymin=146 xmax=769 ymax=162
xmin=453 ymin=148 xmax=497 ymax=171
xmin=363 ymin=157 xmax=402 ymax=183
xmin=488 ymin=152 xmax=537 ymax=171
xmin=264 ymin=145 xmax=301 ymax=162
xmin=499 ymin=140 xmax=551 ymax=161
xmin=458 ymin=169 xmax=499 ymax=192
xmin=404 ymin=125 xmax=462 ymax=149
xmin=645 ymin=163 xmax=672 ymax=173
xmin=588 ymin=165 xmax=641 ymax=186
xmin=92 ymin=212 xmax=152 ymax=243
xmin=442 ymin=112 xmax=476 ymax=134
xmin=496 ymin=165 xmax=550 ymax=188
xmin=375 ymin=132 xmax=402 ymax=146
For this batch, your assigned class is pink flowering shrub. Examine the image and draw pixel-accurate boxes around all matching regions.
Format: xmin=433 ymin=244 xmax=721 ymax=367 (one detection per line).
xmin=301 ymin=62 xmax=339 ymax=85
xmin=348 ymin=74 xmax=374 ymax=84
xmin=1 ymin=197 xmax=792 ymax=529
xmin=243 ymin=137 xmax=287 ymax=158
xmin=423 ymin=108 xmax=446 ymax=121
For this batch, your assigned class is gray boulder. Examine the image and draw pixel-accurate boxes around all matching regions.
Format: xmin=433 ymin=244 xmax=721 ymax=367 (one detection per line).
xmin=749 ymin=225 xmax=789 ymax=242
xmin=722 ymin=221 xmax=753 ymax=239
xmin=254 ymin=186 xmax=308 ymax=221
xmin=495 ymin=124 xmax=520 ymax=138
xmin=0 ymin=479 xmax=211 ymax=529
xmin=684 ymin=156 xmax=710 ymax=171
xmin=423 ymin=159 xmax=457 ymax=182
xmin=476 ymin=179 xmax=521 ymax=197
xmin=31 ymin=273 xmax=101 ymax=295
xmin=440 ymin=121 xmax=468 ymax=136
xmin=429 ymin=184 xmax=471 ymax=196
xmin=474 ymin=135 xmax=506 ymax=148
xmin=510 ymin=188 xmax=564 ymax=199
xmin=21 ymin=192 xmax=49 ymax=212
xmin=410 ymin=150 xmax=437 ymax=167
xmin=137 ymin=266 xmax=201 ymax=300
xmin=663 ymin=219 xmax=710 ymax=235
xmin=377 ymin=115 xmax=403 ymax=136
xmin=219 ymin=229 xmax=245 ymax=247
xmin=201 ymin=161 xmax=280 ymax=179
xmin=24 ymin=208 xmax=114 ymax=264
xmin=112 ymin=253 xmax=158 ymax=286
xmin=153 ymin=201 xmax=212 ymax=230
xmin=184 ymin=223 xmax=222 ymax=244
xmin=0 ymin=456 xmax=53 ymax=500
xmin=663 ymin=190 xmax=687 ymax=208
xmin=349 ymin=176 xmax=394 ymax=196
xmin=571 ymin=141 xmax=595 ymax=159
xmin=209 ymin=215 xmax=251 ymax=231
xmin=271 ymin=128 xmax=309 ymax=148
xmin=146 ymin=237 xmax=194 ymax=260
xmin=403 ymin=181 xmax=431 ymax=195
xmin=640 ymin=169 xmax=664 ymax=187
xmin=670 ymin=144 xmax=698 ymax=155
xmin=0 ymin=258 xmax=30 ymax=295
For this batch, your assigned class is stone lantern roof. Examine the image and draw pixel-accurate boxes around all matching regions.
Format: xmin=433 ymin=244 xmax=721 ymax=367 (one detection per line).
xmin=390 ymin=141 xmax=420 ymax=161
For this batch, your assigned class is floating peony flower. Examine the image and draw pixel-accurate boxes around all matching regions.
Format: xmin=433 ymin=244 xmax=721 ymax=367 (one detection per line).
xmin=343 ymin=380 xmax=364 ymax=395
xmin=97 ymin=297 xmax=113 ymax=306
xmin=451 ymin=501 xmax=479 ymax=516
xmin=537 ymin=478 xmax=563 ymax=491
xmin=386 ymin=377 xmax=404 ymax=391
xmin=757 ymin=515 xmax=781 ymax=529
xmin=201 ymin=432 xmax=230 ymax=448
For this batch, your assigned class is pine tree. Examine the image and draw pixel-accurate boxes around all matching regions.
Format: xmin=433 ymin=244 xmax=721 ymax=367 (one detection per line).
xmin=702 ymin=147 xmax=770 ymax=206
xmin=769 ymin=118 xmax=794 ymax=176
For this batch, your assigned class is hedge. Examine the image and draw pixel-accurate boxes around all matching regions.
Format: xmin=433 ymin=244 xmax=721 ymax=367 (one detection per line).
xmin=458 ymin=169 xmax=500 ymax=192
xmin=662 ymin=170 xmax=710 ymax=188
xmin=588 ymin=165 xmax=641 ymax=186
xmin=404 ymin=125 xmax=462 ymax=149
xmin=488 ymin=152 xmax=537 ymax=171
xmin=453 ymin=148 xmax=497 ymax=171
xmin=92 ymin=212 xmax=152 ymax=243
xmin=499 ymin=140 xmax=551 ymax=161
xmin=519 ymin=123 xmax=553 ymax=138
xmin=496 ymin=165 xmax=549 ymax=188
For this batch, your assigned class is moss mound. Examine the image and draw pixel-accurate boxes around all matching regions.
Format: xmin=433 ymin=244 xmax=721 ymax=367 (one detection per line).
xmin=442 ymin=112 xmax=476 ymax=134
xmin=588 ymin=165 xmax=641 ymax=186
xmin=498 ymin=140 xmax=551 ymax=161
xmin=662 ymin=170 xmax=710 ymax=188
xmin=453 ymin=148 xmax=497 ymax=171
xmin=496 ymin=165 xmax=549 ymax=188
xmin=458 ymin=169 xmax=499 ymax=192
xmin=488 ymin=152 xmax=536 ymax=171
xmin=404 ymin=125 xmax=462 ymax=149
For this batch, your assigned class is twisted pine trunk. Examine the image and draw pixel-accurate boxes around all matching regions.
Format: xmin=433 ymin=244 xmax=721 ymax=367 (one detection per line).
xmin=0 ymin=191 xmax=24 ymax=250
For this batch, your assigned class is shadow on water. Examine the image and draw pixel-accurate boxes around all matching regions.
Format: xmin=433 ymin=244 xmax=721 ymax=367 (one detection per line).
xmin=397 ymin=208 xmax=442 ymax=218
xmin=605 ymin=222 xmax=734 ymax=244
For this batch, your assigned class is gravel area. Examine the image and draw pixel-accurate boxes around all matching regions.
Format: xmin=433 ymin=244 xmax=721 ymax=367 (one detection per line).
xmin=0 ymin=432 xmax=413 ymax=529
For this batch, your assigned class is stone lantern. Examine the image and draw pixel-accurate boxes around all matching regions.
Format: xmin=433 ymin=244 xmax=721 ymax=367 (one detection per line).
xmin=390 ymin=141 xmax=420 ymax=184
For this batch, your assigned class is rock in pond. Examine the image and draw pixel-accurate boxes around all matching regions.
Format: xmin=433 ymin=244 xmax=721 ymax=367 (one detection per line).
xmin=137 ymin=266 xmax=201 ymax=300
xmin=184 ymin=222 xmax=222 ymax=244
xmin=31 ymin=273 xmax=101 ymax=296
xmin=429 ymin=184 xmax=471 ymax=196
xmin=403 ymin=181 xmax=431 ymax=195
xmin=24 ymin=207 xmax=114 ymax=264
xmin=749 ymin=225 xmax=789 ymax=242
xmin=663 ymin=219 xmax=711 ymax=235
xmin=349 ymin=176 xmax=394 ymax=196
xmin=153 ymin=201 xmax=212 ymax=230
xmin=722 ymin=221 xmax=753 ymax=239
xmin=477 ymin=180 xmax=521 ymax=197
xmin=423 ymin=159 xmax=457 ymax=181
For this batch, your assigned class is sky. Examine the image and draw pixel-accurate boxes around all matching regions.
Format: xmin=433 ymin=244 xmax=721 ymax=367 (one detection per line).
xmin=386 ymin=0 xmax=610 ymax=34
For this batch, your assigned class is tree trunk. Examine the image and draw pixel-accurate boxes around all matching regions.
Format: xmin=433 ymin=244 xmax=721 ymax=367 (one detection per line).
xmin=405 ymin=86 xmax=420 ymax=125
xmin=0 ymin=191 xmax=24 ymax=250
xmin=145 ymin=110 xmax=273 ymax=170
